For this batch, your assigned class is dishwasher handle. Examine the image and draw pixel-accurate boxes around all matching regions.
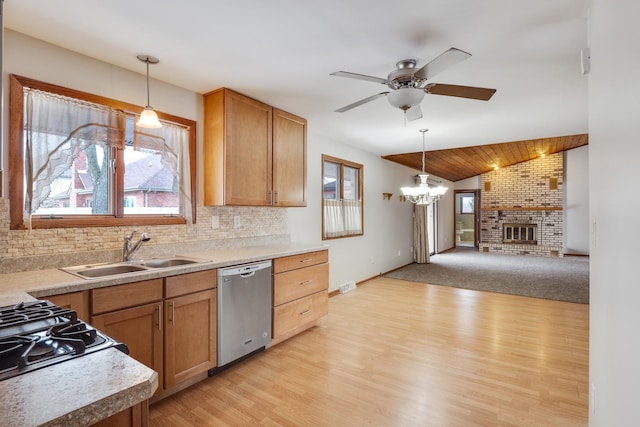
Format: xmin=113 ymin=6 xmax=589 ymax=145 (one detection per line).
xmin=219 ymin=260 xmax=272 ymax=277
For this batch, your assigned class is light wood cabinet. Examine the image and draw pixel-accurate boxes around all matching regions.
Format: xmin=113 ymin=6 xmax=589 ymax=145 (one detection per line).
xmin=91 ymin=302 xmax=164 ymax=391
xmin=91 ymin=279 xmax=164 ymax=394
xmin=203 ymin=88 xmax=307 ymax=207
xmin=272 ymin=250 xmax=329 ymax=345
xmin=164 ymin=272 xmax=217 ymax=388
xmin=46 ymin=290 xmax=90 ymax=322
xmin=90 ymin=270 xmax=216 ymax=399
xmin=272 ymin=108 xmax=307 ymax=207
xmin=91 ymin=400 xmax=148 ymax=427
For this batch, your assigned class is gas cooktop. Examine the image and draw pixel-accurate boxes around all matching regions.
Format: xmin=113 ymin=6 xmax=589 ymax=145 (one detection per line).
xmin=0 ymin=300 xmax=128 ymax=381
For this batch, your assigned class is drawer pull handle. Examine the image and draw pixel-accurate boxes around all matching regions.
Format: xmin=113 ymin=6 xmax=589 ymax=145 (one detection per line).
xmin=300 ymin=258 xmax=313 ymax=263
xmin=300 ymin=280 xmax=313 ymax=286
xmin=300 ymin=309 xmax=312 ymax=316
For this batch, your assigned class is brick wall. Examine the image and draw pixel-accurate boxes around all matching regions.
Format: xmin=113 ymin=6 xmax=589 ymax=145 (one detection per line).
xmin=0 ymin=198 xmax=289 ymax=273
xmin=479 ymin=153 xmax=564 ymax=257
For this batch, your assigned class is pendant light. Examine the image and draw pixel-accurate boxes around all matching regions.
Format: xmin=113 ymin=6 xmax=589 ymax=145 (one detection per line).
xmin=136 ymin=55 xmax=162 ymax=129
xmin=400 ymin=129 xmax=447 ymax=205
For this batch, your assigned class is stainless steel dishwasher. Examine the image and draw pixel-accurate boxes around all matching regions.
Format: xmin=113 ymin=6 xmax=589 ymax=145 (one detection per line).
xmin=216 ymin=260 xmax=272 ymax=367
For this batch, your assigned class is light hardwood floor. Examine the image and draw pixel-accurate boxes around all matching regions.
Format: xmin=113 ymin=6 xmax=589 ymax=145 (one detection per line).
xmin=149 ymin=277 xmax=589 ymax=427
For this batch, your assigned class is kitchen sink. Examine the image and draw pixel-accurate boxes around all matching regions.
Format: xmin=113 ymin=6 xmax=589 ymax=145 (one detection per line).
xmin=139 ymin=258 xmax=199 ymax=268
xmin=60 ymin=257 xmax=209 ymax=279
xmin=65 ymin=264 xmax=148 ymax=278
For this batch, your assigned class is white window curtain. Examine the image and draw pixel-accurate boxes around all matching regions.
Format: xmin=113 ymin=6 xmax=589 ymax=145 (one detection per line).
xmin=323 ymin=199 xmax=362 ymax=238
xmin=413 ymin=204 xmax=430 ymax=264
xmin=24 ymin=88 xmax=125 ymax=217
xmin=133 ymin=123 xmax=192 ymax=223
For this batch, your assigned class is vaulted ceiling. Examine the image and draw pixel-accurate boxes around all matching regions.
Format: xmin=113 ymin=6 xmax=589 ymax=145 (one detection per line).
xmin=383 ymin=133 xmax=588 ymax=182
xmin=4 ymin=1 xmax=589 ymax=162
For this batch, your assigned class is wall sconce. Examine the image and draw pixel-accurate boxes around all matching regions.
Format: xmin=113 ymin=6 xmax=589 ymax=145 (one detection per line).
xmin=136 ymin=55 xmax=162 ymax=129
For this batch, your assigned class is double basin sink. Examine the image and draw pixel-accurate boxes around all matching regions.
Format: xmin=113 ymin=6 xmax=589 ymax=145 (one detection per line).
xmin=61 ymin=257 xmax=208 ymax=279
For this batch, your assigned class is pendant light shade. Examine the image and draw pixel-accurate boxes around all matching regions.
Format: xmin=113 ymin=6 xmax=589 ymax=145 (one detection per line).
xmin=136 ymin=55 xmax=162 ymax=129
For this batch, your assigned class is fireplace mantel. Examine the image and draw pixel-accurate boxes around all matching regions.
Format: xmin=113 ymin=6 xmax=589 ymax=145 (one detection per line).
xmin=481 ymin=206 xmax=562 ymax=211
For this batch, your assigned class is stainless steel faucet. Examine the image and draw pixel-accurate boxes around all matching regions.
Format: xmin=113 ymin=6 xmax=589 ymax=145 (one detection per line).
xmin=123 ymin=231 xmax=151 ymax=262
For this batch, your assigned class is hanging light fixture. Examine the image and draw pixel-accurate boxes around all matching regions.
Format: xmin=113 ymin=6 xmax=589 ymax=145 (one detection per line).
xmin=136 ymin=54 xmax=162 ymax=129
xmin=400 ymin=129 xmax=447 ymax=205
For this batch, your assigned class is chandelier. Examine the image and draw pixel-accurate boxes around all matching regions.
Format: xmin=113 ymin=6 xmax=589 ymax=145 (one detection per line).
xmin=400 ymin=129 xmax=447 ymax=205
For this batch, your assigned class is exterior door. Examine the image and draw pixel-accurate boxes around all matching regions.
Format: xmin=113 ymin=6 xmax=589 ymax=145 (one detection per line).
xmin=454 ymin=190 xmax=480 ymax=248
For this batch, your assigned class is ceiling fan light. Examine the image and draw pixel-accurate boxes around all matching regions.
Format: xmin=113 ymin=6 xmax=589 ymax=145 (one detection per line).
xmin=137 ymin=106 xmax=163 ymax=128
xmin=387 ymin=88 xmax=425 ymax=110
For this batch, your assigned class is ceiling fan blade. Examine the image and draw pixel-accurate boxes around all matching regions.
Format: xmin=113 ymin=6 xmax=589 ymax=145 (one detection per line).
xmin=425 ymin=83 xmax=496 ymax=101
xmin=413 ymin=47 xmax=472 ymax=80
xmin=335 ymin=92 xmax=389 ymax=112
xmin=405 ymin=105 xmax=423 ymax=122
xmin=330 ymin=71 xmax=388 ymax=85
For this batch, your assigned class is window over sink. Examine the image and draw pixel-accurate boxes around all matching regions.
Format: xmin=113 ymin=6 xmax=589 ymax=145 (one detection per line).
xmin=8 ymin=74 xmax=197 ymax=230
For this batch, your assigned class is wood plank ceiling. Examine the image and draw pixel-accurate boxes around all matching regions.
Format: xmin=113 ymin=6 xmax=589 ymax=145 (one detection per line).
xmin=382 ymin=133 xmax=588 ymax=182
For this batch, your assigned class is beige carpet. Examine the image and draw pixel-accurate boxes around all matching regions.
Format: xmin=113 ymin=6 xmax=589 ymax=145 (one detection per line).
xmin=385 ymin=248 xmax=589 ymax=304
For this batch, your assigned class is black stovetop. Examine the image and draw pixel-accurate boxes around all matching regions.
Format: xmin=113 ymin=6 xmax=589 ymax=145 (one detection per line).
xmin=0 ymin=300 xmax=128 ymax=381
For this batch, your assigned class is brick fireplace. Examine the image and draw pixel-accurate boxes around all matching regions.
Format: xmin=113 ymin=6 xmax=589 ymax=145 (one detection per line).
xmin=479 ymin=153 xmax=563 ymax=257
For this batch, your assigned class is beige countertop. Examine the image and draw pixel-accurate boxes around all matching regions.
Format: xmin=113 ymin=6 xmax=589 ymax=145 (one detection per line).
xmin=0 ymin=242 xmax=327 ymax=426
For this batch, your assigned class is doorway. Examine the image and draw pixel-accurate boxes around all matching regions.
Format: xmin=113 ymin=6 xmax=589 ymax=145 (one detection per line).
xmin=454 ymin=190 xmax=480 ymax=248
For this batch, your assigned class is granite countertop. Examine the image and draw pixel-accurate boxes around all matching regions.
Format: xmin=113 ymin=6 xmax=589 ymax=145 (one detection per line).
xmin=0 ymin=242 xmax=327 ymax=426
xmin=1 ymin=242 xmax=329 ymax=302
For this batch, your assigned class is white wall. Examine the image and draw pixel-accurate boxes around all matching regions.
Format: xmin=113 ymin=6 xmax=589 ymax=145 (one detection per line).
xmin=2 ymin=30 xmax=203 ymax=197
xmin=288 ymin=131 xmax=417 ymax=291
xmin=564 ymin=146 xmax=589 ymax=255
xmin=589 ymin=1 xmax=640 ymax=424
xmin=454 ymin=176 xmax=481 ymax=190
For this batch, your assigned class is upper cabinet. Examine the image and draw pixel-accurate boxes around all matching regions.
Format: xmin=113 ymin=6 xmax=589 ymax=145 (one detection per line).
xmin=203 ymin=88 xmax=307 ymax=207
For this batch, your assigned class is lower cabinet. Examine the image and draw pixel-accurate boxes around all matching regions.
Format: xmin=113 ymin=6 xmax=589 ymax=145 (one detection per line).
xmin=164 ymin=288 xmax=216 ymax=388
xmin=46 ymin=290 xmax=90 ymax=322
xmin=91 ymin=401 xmax=148 ymax=427
xmin=91 ymin=301 xmax=164 ymax=389
xmin=90 ymin=270 xmax=217 ymax=400
xmin=272 ymin=250 xmax=329 ymax=345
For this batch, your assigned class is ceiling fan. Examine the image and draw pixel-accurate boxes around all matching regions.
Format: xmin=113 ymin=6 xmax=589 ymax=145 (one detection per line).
xmin=331 ymin=47 xmax=496 ymax=121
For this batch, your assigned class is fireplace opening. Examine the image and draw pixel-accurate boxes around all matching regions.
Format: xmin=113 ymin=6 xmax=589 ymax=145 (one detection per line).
xmin=503 ymin=224 xmax=537 ymax=244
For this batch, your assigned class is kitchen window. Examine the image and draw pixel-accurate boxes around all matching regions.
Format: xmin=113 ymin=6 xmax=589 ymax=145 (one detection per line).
xmin=8 ymin=74 xmax=196 ymax=230
xmin=322 ymin=154 xmax=363 ymax=239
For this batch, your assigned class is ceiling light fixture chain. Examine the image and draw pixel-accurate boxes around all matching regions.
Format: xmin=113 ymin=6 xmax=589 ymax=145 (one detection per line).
xmin=400 ymin=129 xmax=447 ymax=205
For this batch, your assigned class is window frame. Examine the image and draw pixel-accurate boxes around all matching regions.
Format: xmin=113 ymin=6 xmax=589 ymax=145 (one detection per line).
xmin=9 ymin=74 xmax=197 ymax=230
xmin=321 ymin=154 xmax=364 ymax=240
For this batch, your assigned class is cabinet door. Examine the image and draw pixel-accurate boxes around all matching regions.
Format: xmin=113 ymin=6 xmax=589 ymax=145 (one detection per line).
xmin=91 ymin=303 xmax=164 ymax=393
xmin=225 ymin=90 xmax=273 ymax=206
xmin=273 ymin=108 xmax=307 ymax=207
xmin=164 ymin=289 xmax=217 ymax=388
xmin=47 ymin=291 xmax=90 ymax=322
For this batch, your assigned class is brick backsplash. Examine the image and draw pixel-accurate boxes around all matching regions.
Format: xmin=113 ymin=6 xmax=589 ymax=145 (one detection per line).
xmin=479 ymin=153 xmax=564 ymax=257
xmin=0 ymin=199 xmax=289 ymax=273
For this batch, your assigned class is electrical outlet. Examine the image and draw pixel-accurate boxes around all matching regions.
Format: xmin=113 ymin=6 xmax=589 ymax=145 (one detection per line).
xmin=233 ymin=216 xmax=241 ymax=228
xmin=397 ymin=250 xmax=401 ymax=257
xmin=211 ymin=216 xmax=219 ymax=229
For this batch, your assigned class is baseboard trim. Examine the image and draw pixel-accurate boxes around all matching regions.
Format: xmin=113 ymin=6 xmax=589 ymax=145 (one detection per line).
xmin=329 ymin=262 xmax=414 ymax=298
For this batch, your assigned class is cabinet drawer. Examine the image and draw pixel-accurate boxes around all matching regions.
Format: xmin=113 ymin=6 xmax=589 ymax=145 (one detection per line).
xmin=165 ymin=270 xmax=217 ymax=298
xmin=273 ymin=290 xmax=328 ymax=338
xmin=273 ymin=263 xmax=329 ymax=306
xmin=273 ymin=250 xmax=328 ymax=273
xmin=91 ymin=279 xmax=163 ymax=315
